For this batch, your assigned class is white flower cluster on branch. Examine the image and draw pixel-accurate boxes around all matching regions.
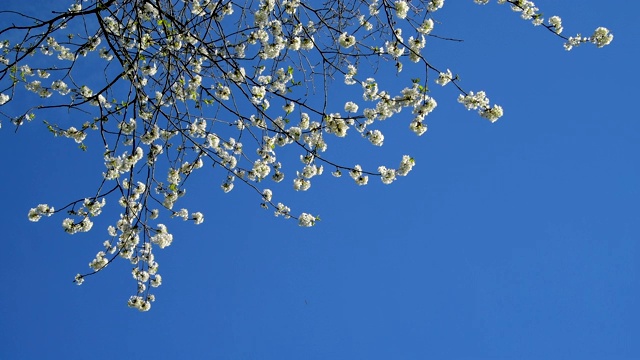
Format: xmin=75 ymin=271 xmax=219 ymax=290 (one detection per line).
xmin=0 ymin=0 xmax=612 ymax=310
xmin=473 ymin=0 xmax=613 ymax=50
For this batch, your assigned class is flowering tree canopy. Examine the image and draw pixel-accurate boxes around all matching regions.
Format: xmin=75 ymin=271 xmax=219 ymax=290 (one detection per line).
xmin=0 ymin=0 xmax=612 ymax=311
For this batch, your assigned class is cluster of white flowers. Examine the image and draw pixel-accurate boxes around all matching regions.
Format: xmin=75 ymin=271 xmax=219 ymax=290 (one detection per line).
xmin=74 ymin=274 xmax=84 ymax=285
xmin=480 ymin=104 xmax=504 ymax=123
xmin=150 ymin=274 xmax=162 ymax=288
xmin=128 ymin=295 xmax=153 ymax=312
xmin=103 ymin=147 xmax=144 ymax=180
xmin=292 ymin=177 xmax=310 ymax=191
xmin=417 ymin=19 xmax=435 ymax=34
xmin=338 ymin=32 xmax=356 ymax=48
xmin=192 ymin=212 xmax=204 ymax=224
xmin=298 ymin=213 xmax=316 ymax=227
xmin=366 ymin=129 xmax=384 ymax=146
xmin=0 ymin=93 xmax=9 ymax=105
xmin=563 ymin=34 xmax=587 ymax=51
xmin=436 ymin=69 xmax=453 ymax=86
xmin=82 ymin=198 xmax=106 ymax=216
xmin=475 ymin=0 xmax=613 ymax=51
xmin=408 ymin=35 xmax=426 ymax=63
xmin=563 ymin=27 xmax=613 ymax=51
xmin=89 ymin=251 xmax=108 ymax=271
xmin=508 ymin=0 xmax=541 ymax=24
xmin=397 ymin=155 xmax=415 ymax=176
xmin=28 ymin=204 xmax=55 ymax=222
xmin=395 ymin=0 xmax=410 ymax=19
xmin=68 ymin=3 xmax=81 ymax=13
xmin=344 ymin=65 xmax=357 ymax=85
xmin=457 ymin=91 xmax=503 ymax=123
xmin=62 ymin=217 xmax=93 ymax=234
xmin=51 ymin=80 xmax=70 ymax=95
xmin=63 ymin=126 xmax=86 ymax=143
xmin=325 ymin=114 xmax=349 ymax=137
xmin=548 ymin=16 xmax=563 ymax=34
xmin=40 ymin=36 xmax=76 ymax=61
xmin=428 ymin=0 xmax=444 ymax=12
xmin=590 ymin=27 xmax=614 ymax=48
xmin=23 ymin=75 xmax=53 ymax=98
xmin=349 ymin=165 xmax=369 ymax=185
xmin=458 ymin=91 xmax=489 ymax=110
xmin=344 ymin=101 xmax=358 ymax=113
xmin=410 ymin=96 xmax=437 ymax=136
xmin=378 ymin=166 xmax=397 ymax=185
xmin=385 ymin=39 xmax=405 ymax=59
xmin=151 ymin=224 xmax=173 ymax=249
xmin=275 ymin=202 xmax=291 ymax=218
xmin=358 ymin=15 xmax=373 ymax=31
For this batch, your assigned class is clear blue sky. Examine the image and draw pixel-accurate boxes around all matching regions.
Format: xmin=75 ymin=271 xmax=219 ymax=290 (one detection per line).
xmin=1 ymin=1 xmax=638 ymax=359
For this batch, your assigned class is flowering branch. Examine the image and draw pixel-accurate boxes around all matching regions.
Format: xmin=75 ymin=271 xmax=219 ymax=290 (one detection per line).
xmin=0 ymin=0 xmax=612 ymax=311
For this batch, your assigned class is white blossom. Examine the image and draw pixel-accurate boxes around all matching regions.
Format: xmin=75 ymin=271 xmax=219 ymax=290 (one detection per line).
xmin=397 ymin=155 xmax=415 ymax=176
xmin=436 ymin=69 xmax=453 ymax=86
xmin=349 ymin=165 xmax=368 ymax=185
xmin=0 ymin=93 xmax=9 ymax=105
xmin=28 ymin=204 xmax=55 ymax=222
xmin=192 ymin=212 xmax=204 ymax=224
xmin=151 ymin=224 xmax=173 ymax=249
xmin=591 ymin=27 xmax=613 ymax=48
xmin=338 ymin=32 xmax=356 ymax=48
xmin=548 ymin=16 xmax=563 ymax=34
xmin=427 ymin=0 xmax=444 ymax=12
xmin=395 ymin=0 xmax=409 ymax=19
xmin=367 ymin=130 xmax=384 ymax=146
xmin=417 ymin=19 xmax=434 ymax=34
xmin=89 ymin=251 xmax=108 ymax=271
xmin=69 ymin=3 xmax=82 ymax=12
xmin=298 ymin=213 xmax=316 ymax=227
xmin=344 ymin=101 xmax=359 ymax=113
xmin=378 ymin=166 xmax=397 ymax=184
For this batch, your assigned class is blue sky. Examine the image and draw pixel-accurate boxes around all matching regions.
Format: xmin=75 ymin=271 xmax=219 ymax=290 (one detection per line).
xmin=1 ymin=1 xmax=639 ymax=359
